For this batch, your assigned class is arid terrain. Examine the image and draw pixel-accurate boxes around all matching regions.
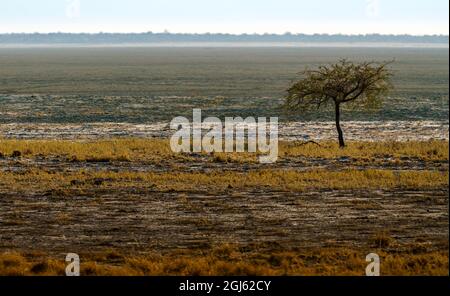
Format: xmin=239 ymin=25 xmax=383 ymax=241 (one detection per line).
xmin=0 ymin=139 xmax=448 ymax=275
xmin=0 ymin=47 xmax=448 ymax=275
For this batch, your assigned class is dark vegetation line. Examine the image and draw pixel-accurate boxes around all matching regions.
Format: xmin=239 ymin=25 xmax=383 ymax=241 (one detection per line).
xmin=0 ymin=32 xmax=448 ymax=44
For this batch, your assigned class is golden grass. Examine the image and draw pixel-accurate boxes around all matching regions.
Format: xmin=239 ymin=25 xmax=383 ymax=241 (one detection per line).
xmin=0 ymin=138 xmax=448 ymax=163
xmin=0 ymin=168 xmax=447 ymax=192
xmin=0 ymin=138 xmax=170 ymax=162
xmin=0 ymin=246 xmax=447 ymax=276
xmin=0 ymin=139 xmax=447 ymax=276
xmin=0 ymin=138 xmax=447 ymax=192
xmin=280 ymin=140 xmax=449 ymax=160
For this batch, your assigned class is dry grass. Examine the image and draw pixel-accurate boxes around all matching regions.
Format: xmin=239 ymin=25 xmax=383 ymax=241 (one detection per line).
xmin=0 ymin=245 xmax=447 ymax=276
xmin=280 ymin=140 xmax=449 ymax=161
xmin=0 ymin=168 xmax=447 ymax=193
xmin=0 ymin=139 xmax=447 ymax=276
xmin=0 ymin=138 xmax=170 ymax=162
xmin=0 ymin=139 xmax=448 ymax=193
xmin=0 ymin=139 xmax=448 ymax=163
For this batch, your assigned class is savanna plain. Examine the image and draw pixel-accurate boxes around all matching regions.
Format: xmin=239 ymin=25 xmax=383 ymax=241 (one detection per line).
xmin=0 ymin=47 xmax=448 ymax=275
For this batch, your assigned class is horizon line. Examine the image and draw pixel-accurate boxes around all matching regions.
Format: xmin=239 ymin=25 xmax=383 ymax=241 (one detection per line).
xmin=0 ymin=32 xmax=449 ymax=37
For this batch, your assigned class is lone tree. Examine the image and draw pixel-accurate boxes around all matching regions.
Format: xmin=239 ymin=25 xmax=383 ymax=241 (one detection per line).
xmin=285 ymin=59 xmax=393 ymax=147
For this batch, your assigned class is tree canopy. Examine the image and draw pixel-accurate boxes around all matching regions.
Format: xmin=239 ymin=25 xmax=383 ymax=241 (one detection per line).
xmin=285 ymin=59 xmax=393 ymax=147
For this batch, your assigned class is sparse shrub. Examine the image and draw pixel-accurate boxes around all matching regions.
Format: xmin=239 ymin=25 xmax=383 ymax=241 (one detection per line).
xmin=11 ymin=150 xmax=21 ymax=158
xmin=30 ymin=262 xmax=49 ymax=274
xmin=370 ymin=231 xmax=394 ymax=248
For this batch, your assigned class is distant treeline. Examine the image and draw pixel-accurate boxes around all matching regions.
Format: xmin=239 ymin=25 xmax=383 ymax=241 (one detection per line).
xmin=0 ymin=32 xmax=448 ymax=44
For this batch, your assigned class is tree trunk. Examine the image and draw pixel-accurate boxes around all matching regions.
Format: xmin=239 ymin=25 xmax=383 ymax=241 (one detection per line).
xmin=335 ymin=103 xmax=345 ymax=148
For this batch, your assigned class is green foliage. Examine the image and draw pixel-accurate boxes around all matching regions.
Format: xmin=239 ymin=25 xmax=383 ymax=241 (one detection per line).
xmin=285 ymin=59 xmax=394 ymax=112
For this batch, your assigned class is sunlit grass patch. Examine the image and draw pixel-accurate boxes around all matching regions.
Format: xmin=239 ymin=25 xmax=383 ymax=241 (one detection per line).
xmin=0 ymin=168 xmax=447 ymax=193
xmin=0 ymin=138 xmax=171 ymax=162
xmin=0 ymin=246 xmax=447 ymax=276
xmin=0 ymin=139 xmax=448 ymax=163
xmin=279 ymin=140 xmax=449 ymax=160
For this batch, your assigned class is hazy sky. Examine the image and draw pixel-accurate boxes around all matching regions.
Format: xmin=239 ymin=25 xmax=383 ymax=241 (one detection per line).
xmin=1 ymin=0 xmax=448 ymax=35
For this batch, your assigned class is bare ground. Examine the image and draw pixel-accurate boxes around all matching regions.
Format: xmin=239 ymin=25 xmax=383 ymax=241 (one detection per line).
xmin=0 ymin=160 xmax=447 ymax=256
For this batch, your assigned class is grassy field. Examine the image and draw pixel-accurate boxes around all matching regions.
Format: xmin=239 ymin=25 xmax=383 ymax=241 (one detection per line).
xmin=0 ymin=138 xmax=447 ymax=161
xmin=1 ymin=246 xmax=448 ymax=276
xmin=0 ymin=46 xmax=448 ymax=276
xmin=0 ymin=139 xmax=448 ymax=192
xmin=0 ymin=139 xmax=448 ymax=275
